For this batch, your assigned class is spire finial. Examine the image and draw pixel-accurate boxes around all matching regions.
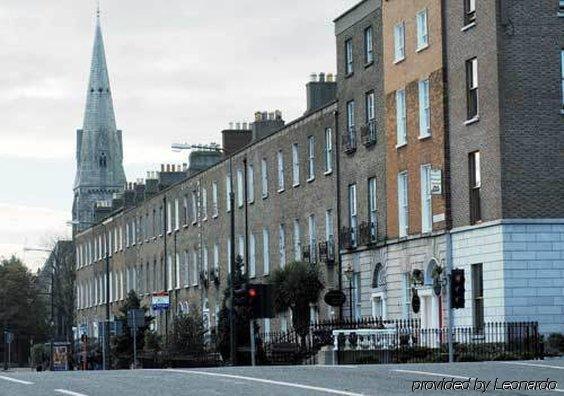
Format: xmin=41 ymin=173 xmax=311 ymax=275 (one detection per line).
xmin=96 ymin=0 xmax=100 ymax=19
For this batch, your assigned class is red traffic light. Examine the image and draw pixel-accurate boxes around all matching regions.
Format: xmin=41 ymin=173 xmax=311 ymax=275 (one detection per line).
xmin=248 ymin=288 xmax=257 ymax=298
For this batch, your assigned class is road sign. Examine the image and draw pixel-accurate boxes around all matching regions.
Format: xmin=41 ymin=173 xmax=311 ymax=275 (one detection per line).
xmin=151 ymin=292 xmax=170 ymax=311
xmin=324 ymin=290 xmax=346 ymax=307
xmin=127 ymin=309 xmax=145 ymax=329
xmin=4 ymin=331 xmax=13 ymax=345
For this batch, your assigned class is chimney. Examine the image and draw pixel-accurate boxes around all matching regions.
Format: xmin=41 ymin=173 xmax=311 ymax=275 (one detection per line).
xmin=251 ymin=110 xmax=285 ymax=141
xmin=305 ymin=72 xmax=337 ymax=114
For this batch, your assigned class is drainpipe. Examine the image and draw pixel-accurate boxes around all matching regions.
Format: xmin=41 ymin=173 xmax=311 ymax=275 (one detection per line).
xmin=440 ymin=0 xmax=454 ymax=363
xmin=163 ymin=195 xmax=168 ymax=346
xmin=334 ymin=109 xmax=343 ymax=320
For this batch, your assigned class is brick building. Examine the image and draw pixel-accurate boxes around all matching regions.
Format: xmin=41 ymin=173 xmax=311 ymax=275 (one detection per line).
xmin=74 ymin=0 xmax=564 ymax=339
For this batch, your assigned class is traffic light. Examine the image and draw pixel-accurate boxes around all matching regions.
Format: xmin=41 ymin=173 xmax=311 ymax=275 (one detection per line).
xmin=233 ymin=283 xmax=249 ymax=308
xmin=450 ymin=269 xmax=465 ymax=309
xmin=247 ymin=283 xmax=274 ymax=319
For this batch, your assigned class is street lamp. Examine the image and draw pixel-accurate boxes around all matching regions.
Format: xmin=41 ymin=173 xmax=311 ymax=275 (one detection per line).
xmin=171 ymin=142 xmax=237 ymax=364
xmin=344 ymin=264 xmax=355 ymax=320
xmin=24 ymin=246 xmax=57 ymax=371
xmin=69 ymin=219 xmax=112 ymax=370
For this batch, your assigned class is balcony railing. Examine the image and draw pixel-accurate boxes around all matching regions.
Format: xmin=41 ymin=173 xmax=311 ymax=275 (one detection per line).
xmin=361 ymin=121 xmax=377 ymax=147
xmin=318 ymin=238 xmax=335 ymax=264
xmin=358 ymin=221 xmax=377 ymax=246
xmin=340 ymin=227 xmax=356 ymax=250
xmin=342 ymin=127 xmax=357 ymax=154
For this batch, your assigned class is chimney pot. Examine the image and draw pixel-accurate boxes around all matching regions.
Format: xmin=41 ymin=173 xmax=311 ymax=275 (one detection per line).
xmin=310 ymin=73 xmax=317 ymax=82
xmin=161 ymin=164 xmax=164 ymax=172
xmin=236 ymin=122 xmax=241 ymax=129
xmin=255 ymin=111 xmax=261 ymax=121
xmin=229 ymin=122 xmax=234 ymax=129
xmin=319 ymin=72 xmax=325 ymax=82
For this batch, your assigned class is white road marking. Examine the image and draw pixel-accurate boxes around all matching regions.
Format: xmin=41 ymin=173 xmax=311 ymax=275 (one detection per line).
xmin=0 ymin=375 xmax=33 ymax=385
xmin=54 ymin=389 xmax=89 ymax=396
xmin=393 ymin=369 xmax=471 ymax=380
xmin=166 ymin=369 xmax=364 ymax=396
xmin=502 ymin=361 xmax=564 ymax=370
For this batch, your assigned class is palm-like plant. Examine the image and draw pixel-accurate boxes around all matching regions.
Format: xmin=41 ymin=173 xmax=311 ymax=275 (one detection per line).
xmin=270 ymin=261 xmax=324 ymax=338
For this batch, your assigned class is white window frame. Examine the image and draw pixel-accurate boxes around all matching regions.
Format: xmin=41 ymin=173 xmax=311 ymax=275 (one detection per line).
xmin=418 ymin=79 xmax=431 ymax=138
xmin=167 ymin=201 xmax=172 ymax=233
xmin=325 ymin=209 xmax=334 ymax=241
xmin=421 ymin=165 xmax=432 ymax=234
xmin=167 ymin=255 xmax=173 ymax=291
xmin=263 ymin=228 xmax=270 ymax=275
xmin=238 ymin=235 xmax=245 ymax=273
xmin=191 ymin=191 xmax=198 ymax=224
xmin=293 ymin=219 xmax=301 ymax=261
xmin=279 ymin=224 xmax=286 ymax=268
xmin=306 ymin=136 xmax=315 ymax=181
xmin=368 ymin=177 xmax=377 ymax=238
xmin=398 ymin=171 xmax=409 ymax=238
xmin=192 ymin=251 xmax=198 ymax=286
xmin=308 ymin=214 xmax=317 ymax=260
xmin=174 ymin=198 xmax=180 ymax=230
xmin=247 ymin=164 xmax=255 ymax=203
xmin=396 ymin=89 xmax=407 ymax=147
xmin=261 ymin=158 xmax=268 ymax=198
xmin=324 ymin=128 xmax=333 ymax=173
xmin=202 ymin=188 xmax=208 ymax=220
xmin=226 ymin=175 xmax=232 ymax=212
xmin=212 ymin=182 xmax=219 ymax=218
xmin=249 ymin=233 xmax=256 ymax=278
xmin=237 ymin=168 xmax=244 ymax=208
xmin=364 ymin=26 xmax=373 ymax=64
xmin=345 ymin=39 xmax=353 ymax=75
xmin=292 ymin=143 xmax=300 ymax=187
xmin=277 ymin=150 xmax=285 ymax=192
xmin=394 ymin=22 xmax=405 ymax=63
xmin=416 ymin=8 xmax=429 ymax=51
xmin=175 ymin=253 xmax=181 ymax=289
xmin=213 ymin=243 xmax=219 ymax=272
xmin=349 ymin=184 xmax=357 ymax=247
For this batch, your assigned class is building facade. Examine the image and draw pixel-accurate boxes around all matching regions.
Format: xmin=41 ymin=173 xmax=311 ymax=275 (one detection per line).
xmin=75 ymin=0 xmax=564 ymax=339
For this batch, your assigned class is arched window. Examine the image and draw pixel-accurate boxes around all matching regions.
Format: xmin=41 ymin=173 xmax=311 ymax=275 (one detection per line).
xmin=425 ymin=258 xmax=439 ymax=285
xmin=372 ymin=263 xmax=382 ymax=288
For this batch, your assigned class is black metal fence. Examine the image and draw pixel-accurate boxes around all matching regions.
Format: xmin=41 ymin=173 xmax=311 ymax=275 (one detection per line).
xmin=261 ymin=319 xmax=543 ymax=366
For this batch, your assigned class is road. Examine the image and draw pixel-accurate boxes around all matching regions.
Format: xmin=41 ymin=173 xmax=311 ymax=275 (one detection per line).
xmin=0 ymin=358 xmax=563 ymax=396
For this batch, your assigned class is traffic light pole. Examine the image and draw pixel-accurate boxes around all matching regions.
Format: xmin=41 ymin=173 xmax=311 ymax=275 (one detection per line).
xmin=446 ymin=230 xmax=454 ymax=363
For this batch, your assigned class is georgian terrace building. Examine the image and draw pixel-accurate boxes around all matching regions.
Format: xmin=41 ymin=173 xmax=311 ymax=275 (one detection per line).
xmin=75 ymin=77 xmax=340 ymax=338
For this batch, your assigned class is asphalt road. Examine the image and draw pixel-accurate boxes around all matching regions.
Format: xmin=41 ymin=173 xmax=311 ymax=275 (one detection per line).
xmin=0 ymin=358 xmax=563 ymax=396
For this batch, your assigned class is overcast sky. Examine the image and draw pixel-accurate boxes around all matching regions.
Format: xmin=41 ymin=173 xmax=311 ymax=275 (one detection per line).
xmin=0 ymin=0 xmax=356 ymax=270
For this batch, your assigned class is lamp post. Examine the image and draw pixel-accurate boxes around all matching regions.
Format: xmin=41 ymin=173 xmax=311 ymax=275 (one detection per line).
xmin=344 ymin=264 xmax=354 ymax=320
xmin=171 ymin=142 xmax=237 ymax=365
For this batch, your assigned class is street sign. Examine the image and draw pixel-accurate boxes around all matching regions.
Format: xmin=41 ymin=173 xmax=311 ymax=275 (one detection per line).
xmin=127 ymin=309 xmax=145 ymax=329
xmin=4 ymin=331 xmax=13 ymax=345
xmin=152 ymin=291 xmax=170 ymax=311
xmin=324 ymin=290 xmax=346 ymax=307
xmin=430 ymin=169 xmax=442 ymax=195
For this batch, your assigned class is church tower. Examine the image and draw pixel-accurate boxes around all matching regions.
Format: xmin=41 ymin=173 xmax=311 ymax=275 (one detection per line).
xmin=73 ymin=10 xmax=126 ymax=232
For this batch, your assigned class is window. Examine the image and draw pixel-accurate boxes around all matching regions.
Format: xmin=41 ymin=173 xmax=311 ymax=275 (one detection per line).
xmin=192 ymin=251 xmax=198 ymax=286
xmin=213 ymin=243 xmax=219 ymax=272
xmin=416 ymin=9 xmax=428 ymax=50
xmin=279 ymin=224 xmax=286 ymax=268
xmin=368 ymin=177 xmax=377 ymax=241
xmin=347 ymin=100 xmax=355 ymax=139
xmin=365 ymin=91 xmax=375 ymax=124
xmin=261 ymin=158 xmax=268 ymax=198
xmin=469 ymin=151 xmax=482 ymax=224
xmin=237 ymin=168 xmax=244 ymax=207
xmin=227 ymin=239 xmax=232 ymax=275
xmin=308 ymin=214 xmax=317 ymax=262
xmin=247 ymin=164 xmax=255 ymax=203
xmin=167 ymin=201 xmax=172 ymax=233
xmin=396 ymin=89 xmax=407 ymax=146
xmin=561 ymin=50 xmax=564 ymax=109
xmin=277 ymin=150 xmax=285 ymax=191
xmin=466 ymin=58 xmax=479 ymax=120
xmin=345 ymin=39 xmax=353 ymax=75
xmin=174 ymin=198 xmax=179 ymax=230
xmin=398 ymin=171 xmax=409 ymax=237
xmin=212 ymin=182 xmax=218 ymax=217
xmin=324 ymin=128 xmax=333 ymax=173
xmin=293 ymin=219 xmax=301 ymax=261
xmin=307 ymin=136 xmax=315 ymax=180
xmin=202 ymin=188 xmax=208 ymax=220
xmin=203 ymin=246 xmax=209 ymax=276
xmin=292 ymin=143 xmax=300 ymax=186
xmin=325 ymin=209 xmax=334 ymax=241
xmin=464 ymin=0 xmax=476 ymax=26
xmin=421 ymin=165 xmax=432 ymax=234
xmin=175 ymin=253 xmax=180 ymax=289
xmin=263 ymin=228 xmax=270 ymax=275
xmin=249 ymin=233 xmax=256 ymax=278
xmin=418 ymin=79 xmax=431 ymax=138
xmin=191 ymin=191 xmax=198 ymax=223
xmin=402 ymin=273 xmax=411 ymax=319
xmin=183 ymin=196 xmax=188 ymax=225
xmin=348 ymin=184 xmax=357 ymax=247
xmin=167 ymin=255 xmax=173 ymax=291
xmin=472 ymin=263 xmax=484 ymax=332
xmin=364 ymin=26 xmax=373 ymax=64
xmin=394 ymin=22 xmax=405 ymax=62
xmin=238 ymin=235 xmax=245 ymax=273
xmin=183 ymin=251 xmax=190 ymax=287
xmin=226 ymin=175 xmax=232 ymax=212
